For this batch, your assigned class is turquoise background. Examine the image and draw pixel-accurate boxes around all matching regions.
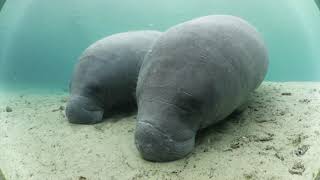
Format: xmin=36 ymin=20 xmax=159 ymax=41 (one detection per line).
xmin=0 ymin=0 xmax=320 ymax=90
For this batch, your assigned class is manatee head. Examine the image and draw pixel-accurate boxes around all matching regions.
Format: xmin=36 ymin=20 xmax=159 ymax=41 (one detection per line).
xmin=66 ymin=56 xmax=107 ymax=124
xmin=66 ymin=94 xmax=104 ymax=124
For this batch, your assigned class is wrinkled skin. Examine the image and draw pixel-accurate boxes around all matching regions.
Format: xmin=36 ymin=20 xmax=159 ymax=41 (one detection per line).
xmin=135 ymin=15 xmax=269 ymax=162
xmin=66 ymin=31 xmax=162 ymax=124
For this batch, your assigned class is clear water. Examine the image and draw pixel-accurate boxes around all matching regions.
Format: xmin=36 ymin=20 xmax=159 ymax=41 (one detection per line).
xmin=0 ymin=0 xmax=320 ymax=91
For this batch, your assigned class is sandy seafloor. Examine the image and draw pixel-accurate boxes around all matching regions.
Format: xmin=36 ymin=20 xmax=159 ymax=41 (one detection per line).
xmin=1 ymin=82 xmax=320 ymax=180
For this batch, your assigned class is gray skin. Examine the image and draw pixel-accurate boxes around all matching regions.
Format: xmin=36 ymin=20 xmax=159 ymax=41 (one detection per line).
xmin=66 ymin=31 xmax=162 ymax=124
xmin=135 ymin=15 xmax=269 ymax=162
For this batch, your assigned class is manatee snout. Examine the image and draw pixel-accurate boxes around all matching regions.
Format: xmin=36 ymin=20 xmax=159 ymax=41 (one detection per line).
xmin=134 ymin=100 xmax=197 ymax=162
xmin=66 ymin=95 xmax=104 ymax=124
xmin=135 ymin=121 xmax=195 ymax=162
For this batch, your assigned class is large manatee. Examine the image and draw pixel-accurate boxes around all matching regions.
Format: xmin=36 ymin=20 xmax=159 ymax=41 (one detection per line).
xmin=66 ymin=31 xmax=162 ymax=124
xmin=135 ymin=15 xmax=268 ymax=161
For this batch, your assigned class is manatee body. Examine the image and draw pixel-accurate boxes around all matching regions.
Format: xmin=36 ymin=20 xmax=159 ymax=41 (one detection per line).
xmin=66 ymin=31 xmax=162 ymax=124
xmin=135 ymin=15 xmax=269 ymax=161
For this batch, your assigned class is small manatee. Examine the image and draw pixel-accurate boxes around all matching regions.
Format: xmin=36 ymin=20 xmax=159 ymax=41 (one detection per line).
xmin=66 ymin=31 xmax=162 ymax=124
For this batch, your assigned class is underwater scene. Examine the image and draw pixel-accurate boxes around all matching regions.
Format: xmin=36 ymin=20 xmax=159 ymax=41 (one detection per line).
xmin=1 ymin=0 xmax=320 ymax=179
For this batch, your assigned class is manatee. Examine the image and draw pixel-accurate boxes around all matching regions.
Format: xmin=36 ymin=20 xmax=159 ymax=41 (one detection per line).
xmin=66 ymin=31 xmax=162 ymax=124
xmin=135 ymin=15 xmax=268 ymax=161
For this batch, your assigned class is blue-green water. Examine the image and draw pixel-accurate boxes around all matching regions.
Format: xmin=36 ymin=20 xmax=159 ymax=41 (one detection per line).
xmin=0 ymin=0 xmax=320 ymax=90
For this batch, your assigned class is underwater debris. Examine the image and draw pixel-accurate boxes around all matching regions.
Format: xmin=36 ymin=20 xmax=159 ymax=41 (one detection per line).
xmin=252 ymin=133 xmax=274 ymax=142
xmin=299 ymin=99 xmax=311 ymax=103
xmin=255 ymin=118 xmax=275 ymax=123
xmin=52 ymin=106 xmax=64 ymax=112
xmin=275 ymin=152 xmax=284 ymax=161
xmin=230 ymin=136 xmax=249 ymax=149
xmin=264 ymin=145 xmax=275 ymax=151
xmin=289 ymin=161 xmax=305 ymax=175
xmin=229 ymin=133 xmax=274 ymax=150
xmin=273 ymin=109 xmax=286 ymax=116
xmin=294 ymin=145 xmax=310 ymax=156
xmin=281 ymin=92 xmax=292 ymax=96
xmin=78 ymin=176 xmax=87 ymax=180
xmin=289 ymin=133 xmax=309 ymax=146
xmin=243 ymin=171 xmax=258 ymax=180
xmin=5 ymin=106 xmax=12 ymax=112
xmin=230 ymin=141 xmax=241 ymax=149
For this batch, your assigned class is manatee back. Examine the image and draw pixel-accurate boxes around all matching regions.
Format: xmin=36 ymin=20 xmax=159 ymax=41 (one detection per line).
xmin=138 ymin=16 xmax=268 ymax=128
xmin=70 ymin=31 xmax=162 ymax=108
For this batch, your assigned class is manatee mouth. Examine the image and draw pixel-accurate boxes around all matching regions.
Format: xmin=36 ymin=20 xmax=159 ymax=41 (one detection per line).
xmin=135 ymin=121 xmax=195 ymax=162
xmin=66 ymin=95 xmax=104 ymax=124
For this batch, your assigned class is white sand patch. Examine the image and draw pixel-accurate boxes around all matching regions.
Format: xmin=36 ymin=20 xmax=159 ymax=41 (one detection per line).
xmin=1 ymin=82 xmax=320 ymax=180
